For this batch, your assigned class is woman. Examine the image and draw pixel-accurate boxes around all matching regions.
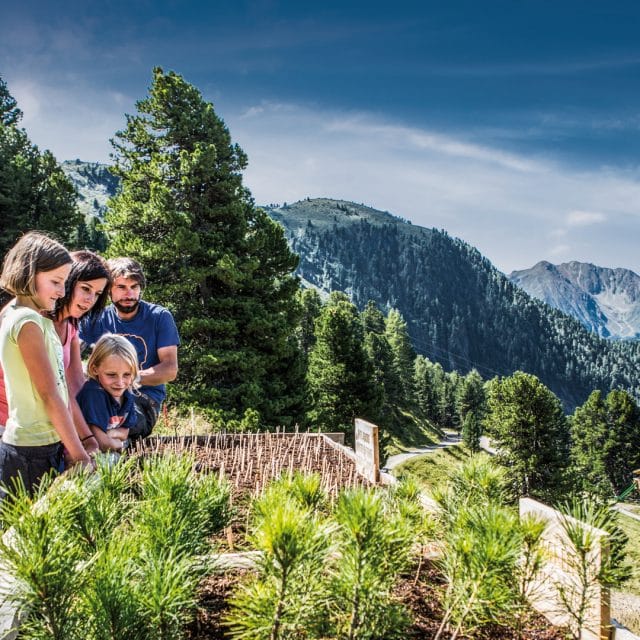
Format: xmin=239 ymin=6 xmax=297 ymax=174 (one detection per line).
xmin=0 ymin=250 xmax=110 ymax=457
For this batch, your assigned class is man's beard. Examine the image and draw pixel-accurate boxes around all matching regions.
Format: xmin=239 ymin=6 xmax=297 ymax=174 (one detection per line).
xmin=114 ymin=299 xmax=140 ymax=314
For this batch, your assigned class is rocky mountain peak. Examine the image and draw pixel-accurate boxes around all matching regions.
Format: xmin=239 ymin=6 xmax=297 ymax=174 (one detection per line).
xmin=509 ymin=261 xmax=640 ymax=339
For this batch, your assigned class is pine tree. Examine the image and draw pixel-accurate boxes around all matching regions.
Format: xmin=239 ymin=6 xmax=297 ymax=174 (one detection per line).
xmin=414 ymin=356 xmax=443 ymax=425
xmin=570 ymin=390 xmax=640 ymax=498
xmin=439 ymin=371 xmax=461 ymax=430
xmin=569 ymin=391 xmax=612 ymax=497
xmin=361 ymin=300 xmax=386 ymax=335
xmin=484 ymin=371 xmax=570 ymax=501
xmin=456 ymin=369 xmax=486 ymax=451
xmin=104 ymin=67 xmax=302 ymax=426
xmin=296 ymin=288 xmax=323 ymax=361
xmin=603 ymin=390 xmax=640 ymax=495
xmin=361 ymin=301 xmax=400 ymax=426
xmin=384 ymin=308 xmax=416 ymax=406
xmin=307 ymin=292 xmax=380 ymax=438
xmin=0 ymin=77 xmax=22 ymax=126
xmin=0 ymin=75 xmax=82 ymax=257
xmin=461 ymin=413 xmax=483 ymax=453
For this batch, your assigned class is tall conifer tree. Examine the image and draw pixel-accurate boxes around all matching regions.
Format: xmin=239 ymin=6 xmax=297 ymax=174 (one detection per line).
xmin=0 ymin=75 xmax=82 ymax=258
xmin=484 ymin=371 xmax=570 ymax=501
xmin=570 ymin=389 xmax=640 ymax=498
xmin=384 ymin=308 xmax=416 ymax=406
xmin=307 ymin=292 xmax=380 ymax=437
xmin=361 ymin=301 xmax=400 ymax=423
xmin=456 ymin=369 xmax=485 ymax=451
xmin=569 ymin=391 xmax=612 ymax=497
xmin=104 ymin=67 xmax=302 ymax=425
xmin=414 ymin=356 xmax=444 ymax=425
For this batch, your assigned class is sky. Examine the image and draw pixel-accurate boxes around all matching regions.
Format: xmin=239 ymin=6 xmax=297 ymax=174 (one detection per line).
xmin=1 ymin=0 xmax=639 ymax=275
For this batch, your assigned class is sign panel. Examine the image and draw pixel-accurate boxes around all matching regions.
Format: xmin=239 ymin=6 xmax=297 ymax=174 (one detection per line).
xmin=354 ymin=418 xmax=379 ymax=483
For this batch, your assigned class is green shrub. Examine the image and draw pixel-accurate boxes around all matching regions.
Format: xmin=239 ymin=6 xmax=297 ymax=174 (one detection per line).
xmin=226 ymin=484 xmax=333 ymax=639
xmin=136 ymin=451 xmax=232 ymax=556
xmin=327 ymin=487 xmax=413 ymax=640
xmin=0 ymin=450 xmax=232 ymax=640
xmin=0 ymin=475 xmax=90 ymax=640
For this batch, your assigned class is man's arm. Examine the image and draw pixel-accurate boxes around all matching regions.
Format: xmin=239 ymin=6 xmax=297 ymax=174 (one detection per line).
xmin=138 ymin=345 xmax=178 ymax=386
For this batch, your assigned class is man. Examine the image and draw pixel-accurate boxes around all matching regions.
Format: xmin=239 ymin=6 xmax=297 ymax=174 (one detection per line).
xmin=79 ymin=257 xmax=180 ymax=440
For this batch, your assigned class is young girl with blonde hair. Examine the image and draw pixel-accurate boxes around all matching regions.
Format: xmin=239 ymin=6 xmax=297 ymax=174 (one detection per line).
xmin=77 ymin=333 xmax=139 ymax=452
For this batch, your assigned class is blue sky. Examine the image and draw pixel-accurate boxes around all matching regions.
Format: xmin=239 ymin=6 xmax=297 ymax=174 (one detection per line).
xmin=1 ymin=1 xmax=639 ymax=274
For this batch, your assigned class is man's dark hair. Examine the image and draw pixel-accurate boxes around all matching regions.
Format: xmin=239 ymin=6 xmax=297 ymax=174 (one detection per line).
xmin=106 ymin=257 xmax=146 ymax=289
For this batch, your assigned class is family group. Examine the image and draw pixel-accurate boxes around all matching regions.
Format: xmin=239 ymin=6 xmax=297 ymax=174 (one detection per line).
xmin=0 ymin=231 xmax=180 ymax=498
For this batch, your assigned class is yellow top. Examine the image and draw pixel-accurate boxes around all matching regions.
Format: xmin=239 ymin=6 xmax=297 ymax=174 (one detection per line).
xmin=0 ymin=304 xmax=66 ymax=446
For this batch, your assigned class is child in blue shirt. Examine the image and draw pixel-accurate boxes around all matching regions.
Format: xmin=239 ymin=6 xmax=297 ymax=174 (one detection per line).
xmin=77 ymin=334 xmax=139 ymax=452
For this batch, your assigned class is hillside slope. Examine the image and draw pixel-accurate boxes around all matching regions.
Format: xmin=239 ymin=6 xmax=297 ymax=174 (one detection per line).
xmin=61 ymin=160 xmax=119 ymax=218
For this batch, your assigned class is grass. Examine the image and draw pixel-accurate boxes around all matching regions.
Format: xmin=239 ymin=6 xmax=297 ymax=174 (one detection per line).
xmin=617 ymin=509 xmax=640 ymax=597
xmin=392 ymin=443 xmax=472 ymax=493
xmin=154 ymin=405 xmax=219 ymax=436
xmin=382 ymin=407 xmax=443 ymax=457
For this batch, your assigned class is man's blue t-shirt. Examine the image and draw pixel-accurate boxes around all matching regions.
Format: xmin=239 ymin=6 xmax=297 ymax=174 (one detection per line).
xmin=79 ymin=301 xmax=180 ymax=405
xmin=77 ymin=378 xmax=137 ymax=433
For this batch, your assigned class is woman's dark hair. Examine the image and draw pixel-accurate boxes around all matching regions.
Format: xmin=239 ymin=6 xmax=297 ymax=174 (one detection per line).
xmin=53 ymin=251 xmax=111 ymax=324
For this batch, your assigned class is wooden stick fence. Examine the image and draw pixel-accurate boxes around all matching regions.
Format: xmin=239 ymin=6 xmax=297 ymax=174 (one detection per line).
xmin=133 ymin=430 xmax=368 ymax=499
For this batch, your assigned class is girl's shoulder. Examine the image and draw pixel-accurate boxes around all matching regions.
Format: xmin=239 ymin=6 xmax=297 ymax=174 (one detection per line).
xmin=2 ymin=305 xmax=48 ymax=338
xmin=79 ymin=378 xmax=106 ymax=398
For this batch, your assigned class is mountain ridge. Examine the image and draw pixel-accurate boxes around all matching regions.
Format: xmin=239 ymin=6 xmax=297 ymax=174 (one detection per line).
xmin=509 ymin=260 xmax=640 ymax=339
xmin=265 ymin=198 xmax=639 ymax=410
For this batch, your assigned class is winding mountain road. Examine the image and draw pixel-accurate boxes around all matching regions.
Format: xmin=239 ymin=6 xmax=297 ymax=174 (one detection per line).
xmin=383 ymin=431 xmax=462 ymax=470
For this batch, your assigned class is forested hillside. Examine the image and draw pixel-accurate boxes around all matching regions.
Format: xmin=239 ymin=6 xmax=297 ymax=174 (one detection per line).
xmin=268 ymin=198 xmax=640 ymax=410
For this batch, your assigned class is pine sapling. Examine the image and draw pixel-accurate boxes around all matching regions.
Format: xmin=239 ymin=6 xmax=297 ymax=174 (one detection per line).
xmin=329 ymin=487 xmax=413 ymax=640
xmin=225 ymin=482 xmax=332 ymax=640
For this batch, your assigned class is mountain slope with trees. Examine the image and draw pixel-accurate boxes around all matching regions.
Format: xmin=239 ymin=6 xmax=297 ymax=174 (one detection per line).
xmin=267 ymin=199 xmax=640 ymax=411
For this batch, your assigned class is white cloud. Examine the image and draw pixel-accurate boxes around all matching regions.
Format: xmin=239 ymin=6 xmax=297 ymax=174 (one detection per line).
xmin=7 ymin=77 xmax=133 ymax=162
xmin=324 ymin=116 xmax=544 ymax=172
xmin=6 ymin=86 xmax=640 ymax=275
xmin=566 ymin=210 xmax=607 ymax=226
xmin=230 ymin=102 xmax=640 ymax=273
xmin=10 ymin=81 xmax=42 ymax=120
xmin=550 ymin=244 xmax=571 ymax=256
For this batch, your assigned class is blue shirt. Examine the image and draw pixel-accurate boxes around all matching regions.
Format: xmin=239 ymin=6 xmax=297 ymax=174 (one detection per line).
xmin=79 ymin=300 xmax=180 ymax=405
xmin=77 ymin=378 xmax=136 ymax=433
